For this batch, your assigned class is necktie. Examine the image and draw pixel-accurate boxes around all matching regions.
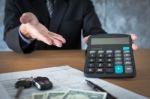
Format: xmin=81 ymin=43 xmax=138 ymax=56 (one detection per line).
xmin=46 ymin=0 xmax=54 ymax=18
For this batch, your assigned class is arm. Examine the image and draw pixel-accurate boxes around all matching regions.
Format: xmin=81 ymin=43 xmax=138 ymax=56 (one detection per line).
xmin=82 ymin=0 xmax=107 ymax=38
xmin=3 ymin=0 xmax=35 ymax=53
xmin=4 ymin=0 xmax=66 ymax=53
xmin=82 ymin=0 xmax=138 ymax=51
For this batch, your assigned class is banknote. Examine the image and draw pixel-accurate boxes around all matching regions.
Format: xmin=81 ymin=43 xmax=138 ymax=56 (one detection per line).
xmin=32 ymin=89 xmax=107 ymax=99
xmin=32 ymin=92 xmax=47 ymax=99
xmin=46 ymin=91 xmax=66 ymax=99
xmin=62 ymin=89 xmax=107 ymax=99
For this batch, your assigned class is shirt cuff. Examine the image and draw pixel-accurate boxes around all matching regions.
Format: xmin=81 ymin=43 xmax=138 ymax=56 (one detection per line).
xmin=19 ymin=31 xmax=33 ymax=44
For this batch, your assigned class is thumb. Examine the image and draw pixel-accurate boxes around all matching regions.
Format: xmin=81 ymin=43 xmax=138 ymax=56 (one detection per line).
xmin=83 ymin=35 xmax=90 ymax=44
xmin=20 ymin=12 xmax=39 ymax=24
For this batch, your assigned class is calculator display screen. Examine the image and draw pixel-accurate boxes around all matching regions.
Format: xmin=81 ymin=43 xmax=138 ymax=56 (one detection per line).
xmin=91 ymin=37 xmax=129 ymax=45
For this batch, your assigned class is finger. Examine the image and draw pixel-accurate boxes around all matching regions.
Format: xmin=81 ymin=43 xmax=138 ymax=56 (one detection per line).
xmin=132 ymin=43 xmax=138 ymax=51
xmin=20 ymin=13 xmax=33 ymax=24
xmin=83 ymin=35 xmax=90 ymax=43
xmin=39 ymin=36 xmax=53 ymax=45
xmin=49 ymin=32 xmax=66 ymax=44
xmin=51 ymin=38 xmax=63 ymax=47
xmin=128 ymin=33 xmax=138 ymax=41
xmin=35 ymin=33 xmax=53 ymax=45
xmin=46 ymin=33 xmax=64 ymax=47
xmin=20 ymin=12 xmax=39 ymax=24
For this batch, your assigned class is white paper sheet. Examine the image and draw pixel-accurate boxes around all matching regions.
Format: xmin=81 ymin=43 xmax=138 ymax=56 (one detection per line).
xmin=0 ymin=66 xmax=148 ymax=99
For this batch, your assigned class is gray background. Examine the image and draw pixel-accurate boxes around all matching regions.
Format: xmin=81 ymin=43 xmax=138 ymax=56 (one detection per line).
xmin=0 ymin=0 xmax=150 ymax=51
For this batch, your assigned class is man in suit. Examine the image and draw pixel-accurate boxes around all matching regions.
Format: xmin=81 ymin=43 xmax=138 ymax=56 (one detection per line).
xmin=3 ymin=0 xmax=138 ymax=53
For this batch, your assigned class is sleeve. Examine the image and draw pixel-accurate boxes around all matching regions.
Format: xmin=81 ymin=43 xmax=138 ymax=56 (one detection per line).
xmin=3 ymin=0 xmax=34 ymax=53
xmin=19 ymin=31 xmax=33 ymax=44
xmin=82 ymin=0 xmax=107 ymax=37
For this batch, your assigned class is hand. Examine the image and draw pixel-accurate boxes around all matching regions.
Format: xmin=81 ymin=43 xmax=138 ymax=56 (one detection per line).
xmin=83 ymin=33 xmax=138 ymax=50
xmin=19 ymin=12 xmax=66 ymax=47
xmin=83 ymin=35 xmax=90 ymax=44
xmin=128 ymin=33 xmax=138 ymax=50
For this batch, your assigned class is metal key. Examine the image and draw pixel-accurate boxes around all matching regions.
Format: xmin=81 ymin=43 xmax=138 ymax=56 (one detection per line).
xmin=15 ymin=78 xmax=33 ymax=98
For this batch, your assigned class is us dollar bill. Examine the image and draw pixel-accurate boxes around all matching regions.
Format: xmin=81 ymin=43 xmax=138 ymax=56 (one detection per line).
xmin=32 ymin=89 xmax=107 ymax=99
xmin=62 ymin=89 xmax=107 ymax=99
xmin=32 ymin=91 xmax=66 ymax=99
xmin=32 ymin=92 xmax=47 ymax=99
xmin=46 ymin=91 xmax=66 ymax=99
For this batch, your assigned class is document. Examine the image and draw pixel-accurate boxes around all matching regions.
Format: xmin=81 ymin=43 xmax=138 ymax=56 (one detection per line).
xmin=0 ymin=65 xmax=148 ymax=99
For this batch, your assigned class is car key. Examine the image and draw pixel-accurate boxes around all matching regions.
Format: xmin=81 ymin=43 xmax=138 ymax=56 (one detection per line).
xmin=15 ymin=79 xmax=33 ymax=98
xmin=33 ymin=76 xmax=53 ymax=90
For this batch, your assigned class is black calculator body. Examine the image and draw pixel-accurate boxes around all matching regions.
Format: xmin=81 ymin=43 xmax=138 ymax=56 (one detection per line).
xmin=84 ymin=34 xmax=136 ymax=78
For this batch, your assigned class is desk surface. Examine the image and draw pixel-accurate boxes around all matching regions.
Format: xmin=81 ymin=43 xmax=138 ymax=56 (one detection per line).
xmin=0 ymin=49 xmax=150 ymax=97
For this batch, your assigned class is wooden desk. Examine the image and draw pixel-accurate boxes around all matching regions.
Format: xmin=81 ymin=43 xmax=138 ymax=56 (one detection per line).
xmin=0 ymin=49 xmax=150 ymax=97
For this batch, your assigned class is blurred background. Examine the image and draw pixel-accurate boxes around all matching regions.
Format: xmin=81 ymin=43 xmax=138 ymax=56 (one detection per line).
xmin=0 ymin=0 xmax=150 ymax=51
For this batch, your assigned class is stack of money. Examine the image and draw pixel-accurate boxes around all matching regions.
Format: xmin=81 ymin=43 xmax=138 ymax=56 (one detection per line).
xmin=32 ymin=89 xmax=107 ymax=99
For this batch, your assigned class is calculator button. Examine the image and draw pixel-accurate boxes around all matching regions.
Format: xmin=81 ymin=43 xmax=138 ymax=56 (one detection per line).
xmin=105 ymin=68 xmax=114 ymax=73
xmin=106 ymin=63 xmax=114 ymax=68
xmin=87 ymin=68 xmax=95 ymax=73
xmin=123 ymin=50 xmax=130 ymax=54
xmin=124 ymin=61 xmax=132 ymax=65
xmin=97 ymin=58 xmax=104 ymax=63
xmin=88 ymin=63 xmax=95 ymax=68
xmin=106 ymin=50 xmax=113 ymax=54
xmin=115 ymin=61 xmax=123 ymax=65
xmin=106 ymin=58 xmax=113 ymax=63
xmin=89 ymin=58 xmax=95 ymax=63
xmin=96 ymin=68 xmax=104 ymax=73
xmin=97 ymin=54 xmax=104 ymax=58
xmin=115 ymin=50 xmax=122 ymax=54
xmin=124 ymin=57 xmax=131 ymax=61
xmin=125 ymin=66 xmax=133 ymax=74
xmin=89 ymin=51 xmax=96 ymax=58
xmin=115 ymin=58 xmax=122 ymax=61
xmin=89 ymin=50 xmax=96 ymax=54
xmin=106 ymin=54 xmax=113 ymax=58
xmin=89 ymin=54 xmax=95 ymax=58
xmin=96 ymin=63 xmax=104 ymax=68
xmin=124 ymin=54 xmax=131 ymax=57
xmin=115 ymin=54 xmax=122 ymax=57
xmin=97 ymin=50 xmax=105 ymax=54
xmin=115 ymin=65 xmax=123 ymax=74
xmin=123 ymin=47 xmax=130 ymax=51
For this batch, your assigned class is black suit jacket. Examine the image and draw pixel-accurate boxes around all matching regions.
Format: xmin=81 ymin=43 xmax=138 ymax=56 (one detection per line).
xmin=4 ymin=0 xmax=106 ymax=53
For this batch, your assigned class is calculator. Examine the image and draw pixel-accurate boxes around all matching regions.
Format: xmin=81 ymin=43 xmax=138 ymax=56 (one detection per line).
xmin=84 ymin=34 xmax=136 ymax=78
